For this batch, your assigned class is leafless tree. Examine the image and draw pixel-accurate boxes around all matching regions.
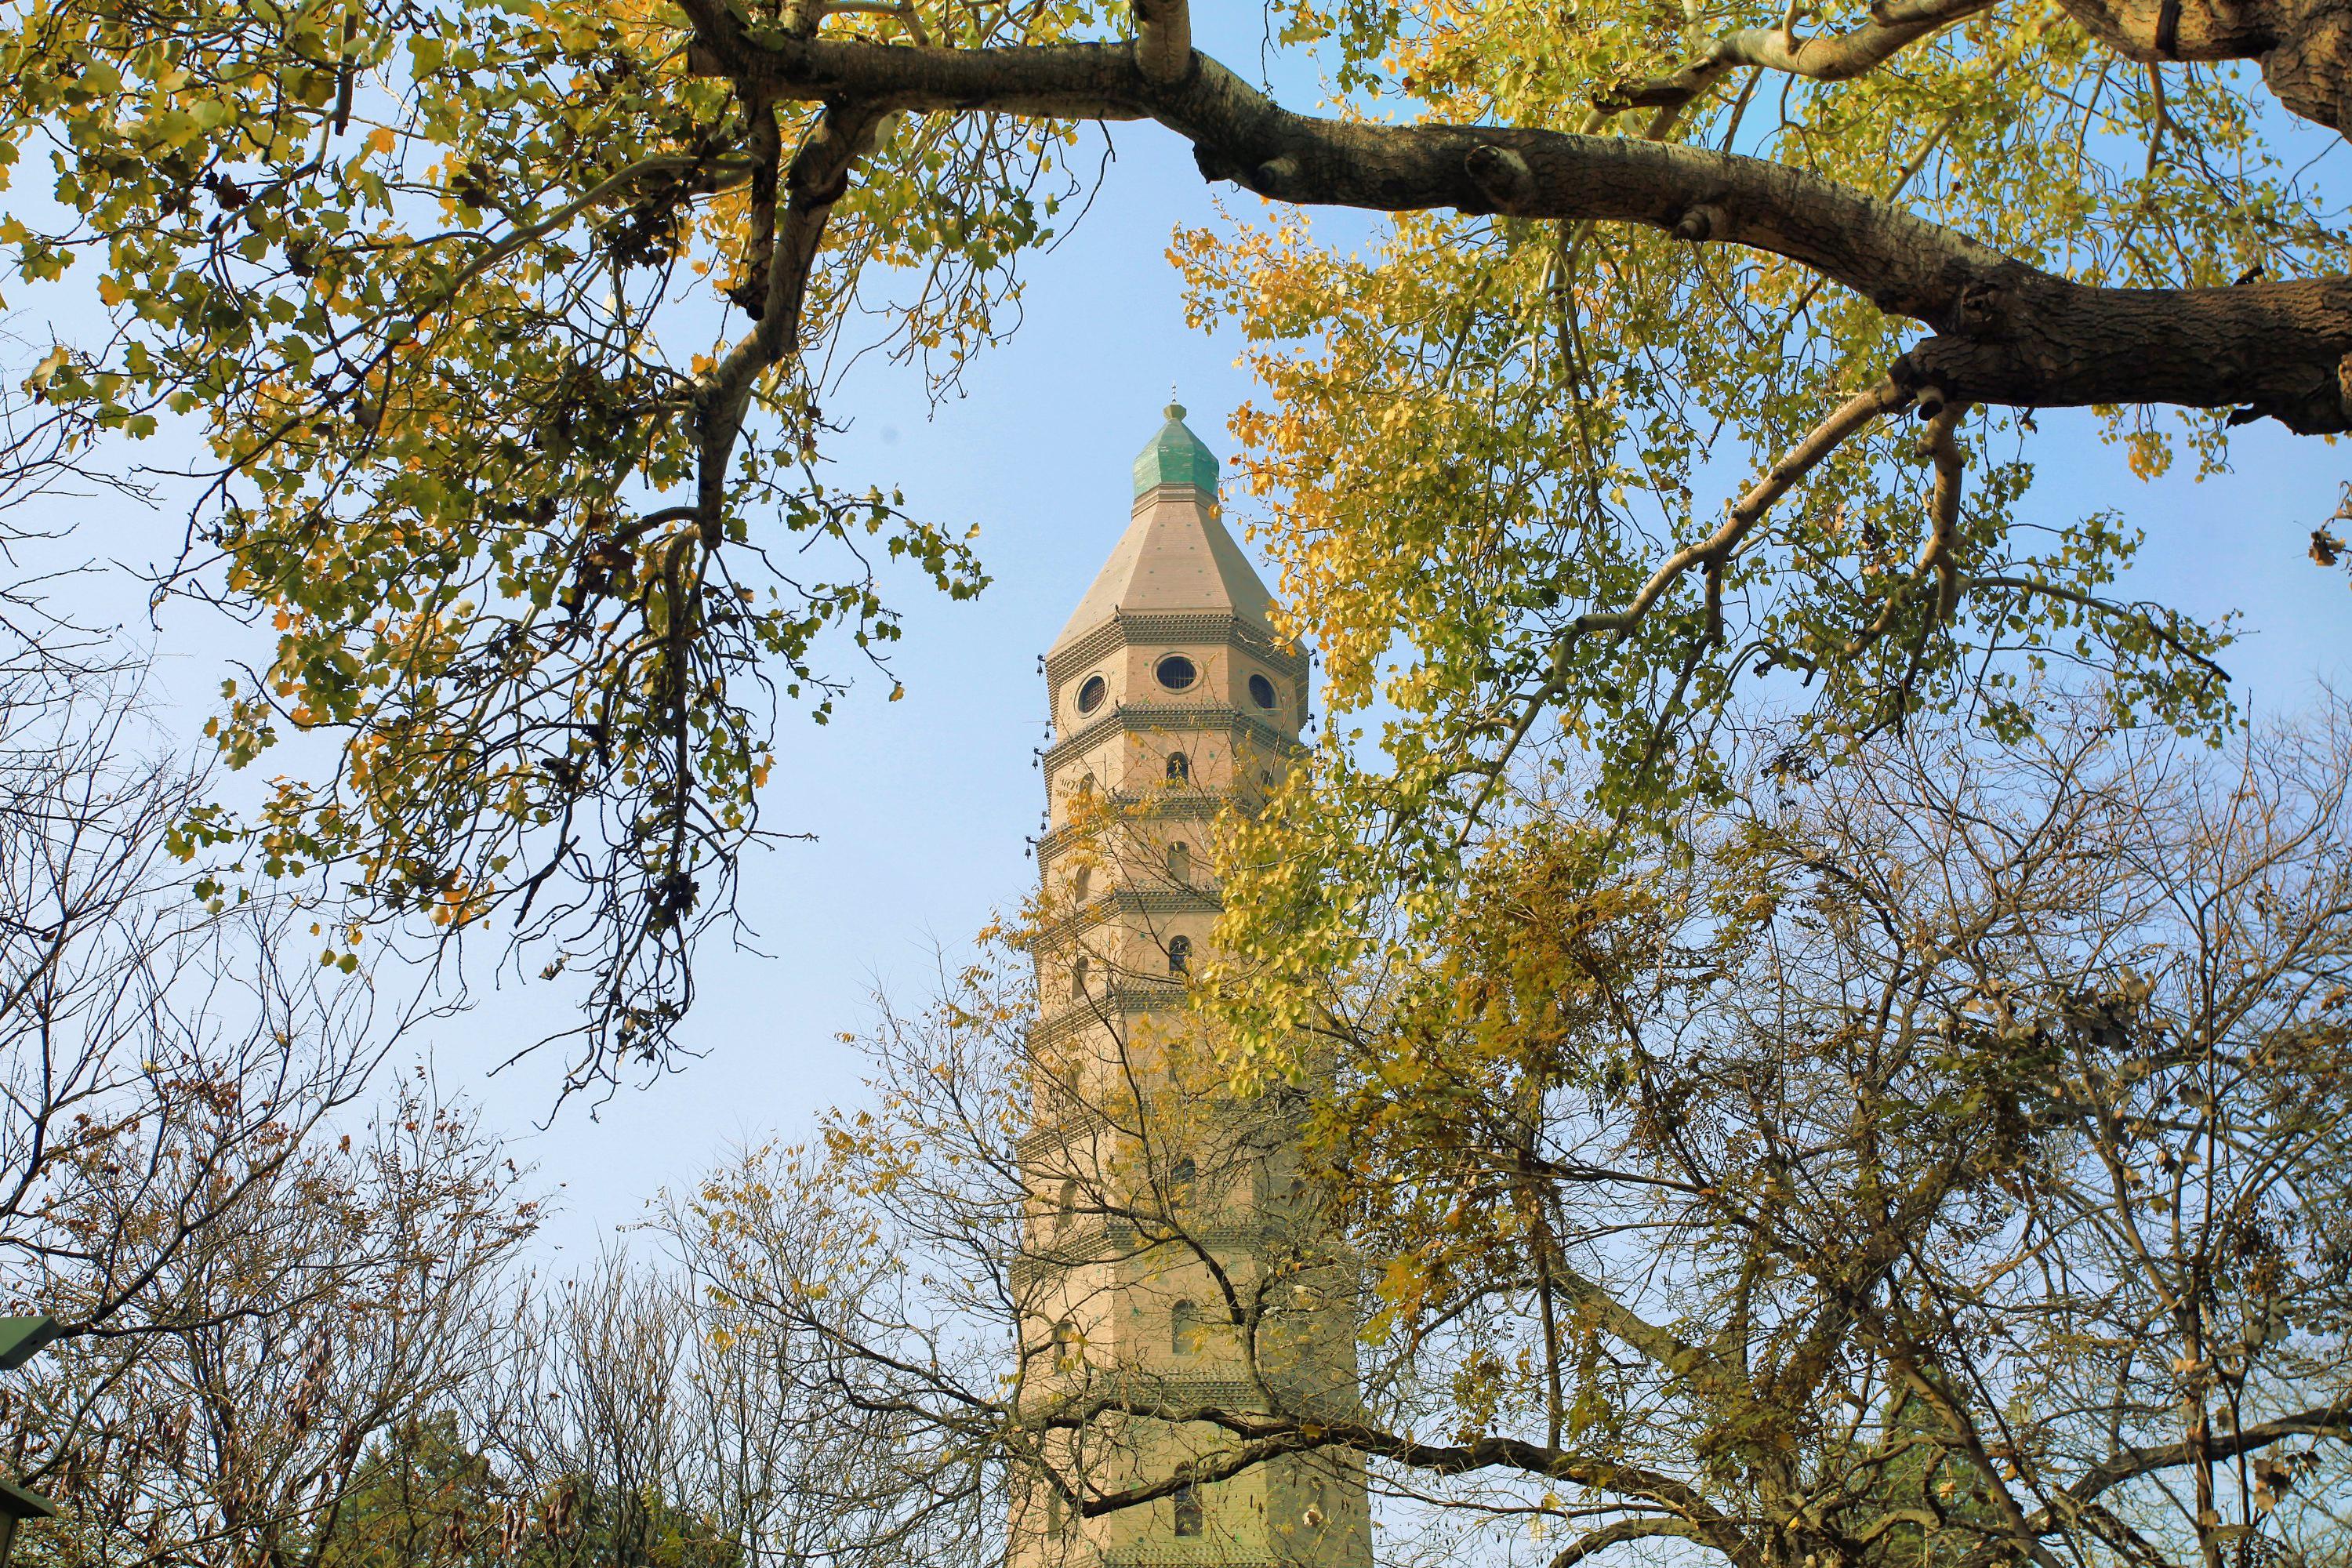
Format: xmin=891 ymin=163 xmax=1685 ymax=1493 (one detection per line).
xmin=0 ymin=663 xmax=539 ymax=1567
xmin=0 ymin=674 xmax=399 ymax=1338
xmin=671 ymin=700 xmax=2352 ymax=1568
xmin=13 ymin=1068 xmax=539 ymax=1568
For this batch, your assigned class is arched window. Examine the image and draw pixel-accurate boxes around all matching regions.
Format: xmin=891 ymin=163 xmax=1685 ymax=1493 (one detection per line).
xmin=1043 ymin=1488 xmax=1065 ymax=1539
xmin=1054 ymin=1178 xmax=1077 ymax=1233
xmin=1171 ymin=1299 xmax=1201 ymax=1356
xmin=1053 ymin=1319 xmax=1080 ymax=1371
xmin=1171 ymin=1467 xmax=1202 ymax=1537
xmin=1167 ymin=840 xmax=1191 ymax=884
xmin=1166 ymin=750 xmax=1190 ymax=783
xmin=1167 ymin=935 xmax=1192 ymax=975
xmin=1070 ymin=955 xmax=1090 ymax=999
xmin=1070 ymin=865 xmax=1091 ymax=903
xmin=1169 ymin=1155 xmax=1196 ymax=1199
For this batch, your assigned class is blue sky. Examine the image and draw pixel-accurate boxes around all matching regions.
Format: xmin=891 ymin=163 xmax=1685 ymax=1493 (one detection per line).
xmin=16 ymin=13 xmax=2352 ymax=1256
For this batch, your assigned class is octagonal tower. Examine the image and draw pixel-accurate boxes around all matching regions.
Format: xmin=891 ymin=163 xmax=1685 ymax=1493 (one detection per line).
xmin=1011 ymin=406 xmax=1371 ymax=1568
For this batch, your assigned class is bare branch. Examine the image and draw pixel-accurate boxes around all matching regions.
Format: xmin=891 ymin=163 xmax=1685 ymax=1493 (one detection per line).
xmin=1548 ymin=1516 xmax=1741 ymax=1568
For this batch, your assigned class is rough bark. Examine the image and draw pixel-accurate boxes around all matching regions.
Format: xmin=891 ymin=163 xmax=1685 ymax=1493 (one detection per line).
xmin=677 ymin=10 xmax=2352 ymax=433
xmin=2053 ymin=0 xmax=2352 ymax=132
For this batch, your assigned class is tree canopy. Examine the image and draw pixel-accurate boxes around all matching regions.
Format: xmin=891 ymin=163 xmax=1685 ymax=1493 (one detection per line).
xmin=1 ymin=0 xmax=2343 ymax=1081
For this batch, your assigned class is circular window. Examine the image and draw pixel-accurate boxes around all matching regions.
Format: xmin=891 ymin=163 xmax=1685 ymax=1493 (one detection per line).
xmin=1247 ymin=673 xmax=1277 ymax=710
xmin=1076 ymin=674 xmax=1107 ymax=714
xmin=1155 ymin=655 xmax=1198 ymax=691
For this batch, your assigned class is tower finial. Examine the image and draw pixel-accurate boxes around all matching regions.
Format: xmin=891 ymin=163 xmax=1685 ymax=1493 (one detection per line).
xmin=1134 ymin=398 xmax=1214 ymax=497
xmin=1166 ymin=382 xmax=1184 ymax=422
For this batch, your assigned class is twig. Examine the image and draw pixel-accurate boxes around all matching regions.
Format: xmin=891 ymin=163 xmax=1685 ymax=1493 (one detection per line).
xmin=1965 ymin=575 xmax=2233 ymax=683
xmin=1455 ymin=376 xmax=1914 ymax=835
xmin=1581 ymin=375 xmax=1913 ymax=644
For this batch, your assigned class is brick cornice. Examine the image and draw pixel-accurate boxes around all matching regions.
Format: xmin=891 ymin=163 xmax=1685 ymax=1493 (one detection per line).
xmin=1032 ymin=887 xmax=1224 ymax=947
xmin=1044 ymin=706 xmax=1304 ymax=775
xmin=1026 ymin=980 xmax=1191 ymax=1049
xmin=1047 ymin=611 xmax=1308 ymax=688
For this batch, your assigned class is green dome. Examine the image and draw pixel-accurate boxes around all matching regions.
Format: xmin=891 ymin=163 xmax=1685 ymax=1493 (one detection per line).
xmin=1132 ymin=402 xmax=1219 ymax=499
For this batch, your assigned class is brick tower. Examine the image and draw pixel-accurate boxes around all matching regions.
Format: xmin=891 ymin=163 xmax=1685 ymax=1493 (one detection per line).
xmin=1011 ymin=405 xmax=1372 ymax=1568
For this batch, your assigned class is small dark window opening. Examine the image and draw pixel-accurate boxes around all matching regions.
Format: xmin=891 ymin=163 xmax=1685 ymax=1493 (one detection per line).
xmin=1172 ymin=1468 xmax=1202 ymax=1537
xmin=1170 ymin=1155 xmax=1196 ymax=1198
xmin=1248 ymin=673 xmax=1277 ymax=710
xmin=1055 ymin=1178 xmax=1077 ymax=1232
xmin=1070 ymin=955 xmax=1090 ymax=999
xmin=1071 ymin=865 xmax=1091 ymax=903
xmin=1171 ymin=1298 xmax=1200 ymax=1356
xmin=1054 ymin=1319 xmax=1080 ymax=1370
xmin=1044 ymin=1487 xmax=1066 ymax=1538
xmin=1155 ymin=655 xmax=1197 ymax=691
xmin=1167 ymin=935 xmax=1192 ymax=975
xmin=1167 ymin=840 xmax=1191 ymax=884
xmin=1166 ymin=750 xmax=1190 ymax=782
xmin=1076 ymin=674 xmax=1108 ymax=714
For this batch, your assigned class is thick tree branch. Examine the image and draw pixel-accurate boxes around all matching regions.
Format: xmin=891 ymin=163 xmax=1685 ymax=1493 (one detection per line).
xmin=2053 ymin=1403 xmax=2352 ymax=1511
xmin=1051 ymin=1404 xmax=1741 ymax=1551
xmin=1132 ymin=0 xmax=1192 ymax=85
xmin=1837 ymin=398 xmax=1969 ymax=657
xmin=675 ymin=24 xmax=2352 ymax=432
xmin=1547 ymin=1263 xmax=1713 ymax=1381
xmin=1548 ymin=1516 xmax=1740 ymax=1568
xmin=695 ymin=100 xmax=880 ymax=539
xmin=2049 ymin=0 xmax=2352 ymax=133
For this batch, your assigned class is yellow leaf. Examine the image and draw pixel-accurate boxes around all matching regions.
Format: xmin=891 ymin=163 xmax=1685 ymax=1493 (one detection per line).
xmin=368 ymin=126 xmax=397 ymax=155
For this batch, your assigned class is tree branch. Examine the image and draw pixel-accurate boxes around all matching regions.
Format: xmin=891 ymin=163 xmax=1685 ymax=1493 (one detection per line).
xmin=1548 ymin=1515 xmax=1743 ymax=1568
xmin=1450 ymin=376 xmax=1911 ymax=838
xmin=1598 ymin=0 xmax=2002 ymax=114
xmin=2047 ymin=0 xmax=2352 ymax=134
xmin=1835 ymin=397 xmax=1969 ymax=658
xmin=1581 ymin=376 xmax=1915 ymax=644
xmin=1132 ymin=0 xmax=1191 ymax=85
xmin=2055 ymin=1403 xmax=2352 ymax=1511
xmin=1055 ymin=1406 xmax=1738 ymax=1542
xmin=1965 ymin=575 xmax=2233 ymax=682
xmin=675 ymin=26 xmax=2352 ymax=431
xmin=694 ymin=100 xmax=881 ymax=541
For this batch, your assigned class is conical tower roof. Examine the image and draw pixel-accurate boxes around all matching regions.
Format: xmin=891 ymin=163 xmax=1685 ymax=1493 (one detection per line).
xmin=1052 ymin=404 xmax=1279 ymax=651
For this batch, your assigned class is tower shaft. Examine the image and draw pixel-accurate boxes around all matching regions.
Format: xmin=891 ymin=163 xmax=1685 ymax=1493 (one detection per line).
xmin=1011 ymin=408 xmax=1371 ymax=1568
